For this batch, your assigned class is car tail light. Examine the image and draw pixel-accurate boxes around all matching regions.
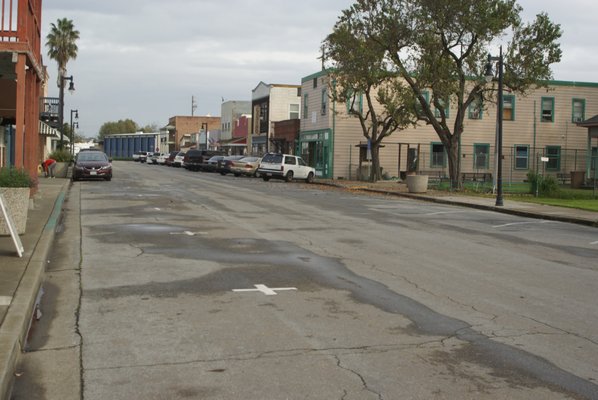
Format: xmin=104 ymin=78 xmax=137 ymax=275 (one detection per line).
xmin=245 ymin=164 xmax=251 ymax=169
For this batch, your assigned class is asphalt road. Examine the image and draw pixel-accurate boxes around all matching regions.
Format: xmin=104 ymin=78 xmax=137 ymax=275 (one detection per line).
xmin=12 ymin=161 xmax=598 ymax=399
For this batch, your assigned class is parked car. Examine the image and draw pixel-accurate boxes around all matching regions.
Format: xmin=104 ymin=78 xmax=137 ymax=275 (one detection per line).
xmin=202 ymin=155 xmax=226 ymax=172
xmin=72 ymin=151 xmax=112 ymax=181
xmin=172 ymin=151 xmax=186 ymax=167
xmin=156 ymin=153 xmax=168 ymax=165
xmin=229 ymin=156 xmax=262 ymax=177
xmin=149 ymin=152 xmax=163 ymax=164
xmin=183 ymin=149 xmax=226 ymax=171
xmin=165 ymin=151 xmax=179 ymax=166
xmin=218 ymin=155 xmax=246 ymax=175
xmin=139 ymin=151 xmax=152 ymax=163
xmin=132 ymin=151 xmax=145 ymax=162
xmin=257 ymin=153 xmax=315 ymax=183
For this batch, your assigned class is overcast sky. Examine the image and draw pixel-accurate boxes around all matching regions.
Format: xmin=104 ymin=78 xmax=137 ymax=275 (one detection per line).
xmin=41 ymin=0 xmax=598 ymax=138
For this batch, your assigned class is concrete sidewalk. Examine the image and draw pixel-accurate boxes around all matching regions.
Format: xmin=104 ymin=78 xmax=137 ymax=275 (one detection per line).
xmin=318 ymin=179 xmax=598 ymax=227
xmin=0 ymin=177 xmax=596 ymax=399
xmin=0 ymin=179 xmax=69 ymax=400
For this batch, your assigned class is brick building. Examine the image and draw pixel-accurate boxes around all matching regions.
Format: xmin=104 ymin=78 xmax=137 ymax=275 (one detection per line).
xmin=0 ymin=0 xmax=44 ymax=179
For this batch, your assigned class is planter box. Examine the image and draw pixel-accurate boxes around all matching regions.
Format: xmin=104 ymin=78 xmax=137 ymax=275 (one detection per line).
xmin=53 ymin=162 xmax=69 ymax=178
xmin=0 ymin=187 xmax=30 ymax=235
xmin=406 ymin=175 xmax=429 ymax=193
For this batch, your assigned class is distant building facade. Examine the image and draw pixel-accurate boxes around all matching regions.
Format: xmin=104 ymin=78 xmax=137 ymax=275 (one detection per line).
xmin=250 ymin=82 xmax=301 ymax=154
xmin=300 ymin=69 xmax=598 ymax=181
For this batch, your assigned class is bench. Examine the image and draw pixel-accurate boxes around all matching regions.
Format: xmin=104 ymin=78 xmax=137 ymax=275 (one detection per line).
xmin=461 ymin=172 xmax=492 ymax=183
xmin=556 ymin=173 xmax=570 ymax=185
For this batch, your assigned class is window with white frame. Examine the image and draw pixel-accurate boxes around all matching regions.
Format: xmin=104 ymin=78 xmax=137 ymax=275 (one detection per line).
xmin=572 ymin=99 xmax=585 ymax=123
xmin=321 ymin=89 xmax=327 ymax=115
xmin=431 ymin=142 xmax=445 ymax=167
xmin=434 ymin=98 xmax=449 ymax=118
xmin=346 ymin=92 xmax=363 ymax=114
xmin=503 ymin=95 xmax=515 ymax=121
xmin=469 ymin=96 xmax=483 ymax=120
xmin=473 ymin=143 xmax=490 ymax=169
xmin=545 ymin=146 xmax=561 ymax=171
xmin=303 ymin=94 xmax=308 ymax=119
xmin=514 ymin=145 xmax=529 ymax=169
xmin=541 ymin=97 xmax=554 ymax=122
xmin=290 ymin=104 xmax=299 ymax=120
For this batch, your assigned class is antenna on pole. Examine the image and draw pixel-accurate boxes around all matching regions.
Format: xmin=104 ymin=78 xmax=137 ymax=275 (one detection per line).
xmin=192 ymin=96 xmax=197 ymax=116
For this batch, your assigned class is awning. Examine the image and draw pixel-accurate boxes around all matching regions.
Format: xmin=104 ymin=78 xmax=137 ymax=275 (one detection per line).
xmin=39 ymin=120 xmax=60 ymax=137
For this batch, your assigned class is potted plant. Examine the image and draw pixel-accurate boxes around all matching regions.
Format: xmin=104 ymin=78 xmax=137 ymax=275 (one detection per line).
xmin=48 ymin=149 xmax=73 ymax=178
xmin=0 ymin=167 xmax=34 ymax=235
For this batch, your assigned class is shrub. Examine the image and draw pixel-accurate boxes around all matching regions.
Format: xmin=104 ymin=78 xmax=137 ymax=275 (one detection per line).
xmin=527 ymin=172 xmax=560 ymax=196
xmin=48 ymin=149 xmax=73 ymax=162
xmin=0 ymin=167 xmax=34 ymax=188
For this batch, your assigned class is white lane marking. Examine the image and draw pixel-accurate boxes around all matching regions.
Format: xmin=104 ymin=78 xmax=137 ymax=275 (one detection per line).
xmin=233 ymin=284 xmax=297 ymax=296
xmin=0 ymin=296 xmax=12 ymax=306
xmin=154 ymin=208 xmax=161 ymax=211
xmin=169 ymin=231 xmax=207 ymax=236
xmin=425 ymin=211 xmax=467 ymax=216
xmin=590 ymin=241 xmax=598 ymax=245
xmin=492 ymin=221 xmax=555 ymax=228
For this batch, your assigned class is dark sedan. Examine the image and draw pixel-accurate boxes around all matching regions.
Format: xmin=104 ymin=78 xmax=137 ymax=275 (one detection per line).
xmin=72 ymin=151 xmax=112 ymax=181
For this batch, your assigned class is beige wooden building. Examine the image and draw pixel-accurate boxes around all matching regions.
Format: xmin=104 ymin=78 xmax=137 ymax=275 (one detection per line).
xmin=299 ymin=70 xmax=598 ymax=184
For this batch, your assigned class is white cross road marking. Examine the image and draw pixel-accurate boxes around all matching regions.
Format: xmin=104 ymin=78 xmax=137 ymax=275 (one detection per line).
xmin=0 ymin=296 xmax=12 ymax=306
xmin=233 ymin=284 xmax=297 ymax=296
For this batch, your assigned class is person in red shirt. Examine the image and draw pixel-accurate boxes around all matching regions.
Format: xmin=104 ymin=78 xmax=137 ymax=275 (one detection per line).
xmin=42 ymin=158 xmax=57 ymax=178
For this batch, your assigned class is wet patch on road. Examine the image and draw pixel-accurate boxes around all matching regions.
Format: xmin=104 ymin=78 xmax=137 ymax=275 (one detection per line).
xmin=83 ymin=227 xmax=598 ymax=399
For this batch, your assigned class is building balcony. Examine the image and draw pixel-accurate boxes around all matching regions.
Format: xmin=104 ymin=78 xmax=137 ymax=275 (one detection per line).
xmin=40 ymin=97 xmax=60 ymax=126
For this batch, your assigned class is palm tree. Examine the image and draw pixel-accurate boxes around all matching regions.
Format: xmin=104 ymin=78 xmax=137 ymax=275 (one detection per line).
xmin=46 ymin=18 xmax=79 ymax=86
xmin=46 ymin=18 xmax=79 ymax=148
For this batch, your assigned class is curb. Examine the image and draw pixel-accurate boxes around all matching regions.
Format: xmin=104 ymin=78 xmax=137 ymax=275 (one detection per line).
xmin=0 ymin=183 xmax=68 ymax=400
xmin=316 ymin=182 xmax=598 ymax=228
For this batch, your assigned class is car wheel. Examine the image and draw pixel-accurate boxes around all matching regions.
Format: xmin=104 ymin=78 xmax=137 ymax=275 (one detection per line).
xmin=285 ymin=171 xmax=294 ymax=182
xmin=105 ymin=177 xmax=112 ymax=181
xmin=262 ymin=176 xmax=270 ymax=182
xmin=234 ymin=173 xmax=241 ymax=177
xmin=305 ymin=172 xmax=314 ymax=183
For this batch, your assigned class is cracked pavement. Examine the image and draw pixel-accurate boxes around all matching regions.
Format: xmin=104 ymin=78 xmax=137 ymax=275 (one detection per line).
xmin=12 ymin=162 xmax=598 ymax=399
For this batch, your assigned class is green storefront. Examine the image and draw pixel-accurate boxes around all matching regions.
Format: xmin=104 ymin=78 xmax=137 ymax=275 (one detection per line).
xmin=298 ymin=129 xmax=333 ymax=179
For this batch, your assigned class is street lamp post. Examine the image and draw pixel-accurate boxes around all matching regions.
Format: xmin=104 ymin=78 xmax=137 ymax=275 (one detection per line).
xmin=70 ymin=109 xmax=79 ymax=156
xmin=485 ymin=46 xmax=504 ymax=207
xmin=58 ymin=75 xmax=75 ymax=150
xmin=201 ymin=122 xmax=209 ymax=150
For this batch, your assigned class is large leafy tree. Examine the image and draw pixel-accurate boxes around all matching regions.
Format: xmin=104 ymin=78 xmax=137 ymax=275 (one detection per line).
xmin=98 ymin=119 xmax=140 ymax=140
xmin=46 ymin=18 xmax=80 ymax=86
xmin=324 ymin=0 xmax=562 ymax=188
xmin=323 ymin=13 xmax=416 ymax=182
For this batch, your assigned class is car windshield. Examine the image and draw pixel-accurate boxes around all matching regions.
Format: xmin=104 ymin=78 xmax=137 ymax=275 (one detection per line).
xmin=240 ymin=157 xmax=259 ymax=162
xmin=78 ymin=152 xmax=107 ymax=162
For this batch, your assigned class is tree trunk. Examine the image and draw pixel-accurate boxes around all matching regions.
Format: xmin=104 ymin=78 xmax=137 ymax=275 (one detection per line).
xmin=445 ymin=138 xmax=462 ymax=190
xmin=370 ymin=144 xmax=381 ymax=182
